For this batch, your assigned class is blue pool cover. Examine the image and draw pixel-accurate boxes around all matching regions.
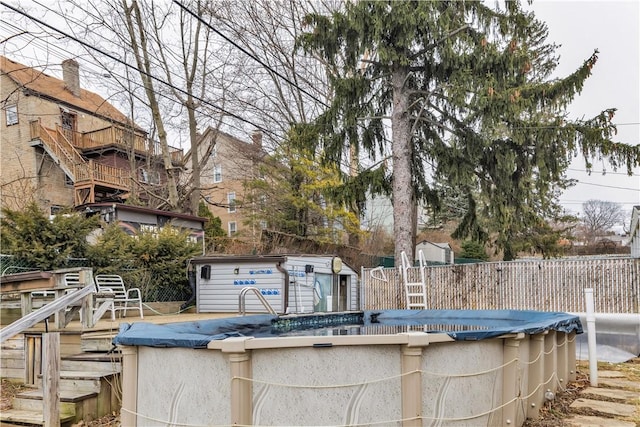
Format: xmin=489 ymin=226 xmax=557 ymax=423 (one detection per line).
xmin=112 ymin=310 xmax=583 ymax=349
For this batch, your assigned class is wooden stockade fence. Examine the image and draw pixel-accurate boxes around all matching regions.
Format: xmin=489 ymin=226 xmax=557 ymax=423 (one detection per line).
xmin=361 ymin=257 xmax=639 ymax=313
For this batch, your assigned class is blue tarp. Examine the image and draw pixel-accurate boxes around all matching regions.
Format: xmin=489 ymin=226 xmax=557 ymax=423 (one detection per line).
xmin=112 ymin=310 xmax=583 ymax=348
xmin=365 ymin=310 xmax=583 ymax=340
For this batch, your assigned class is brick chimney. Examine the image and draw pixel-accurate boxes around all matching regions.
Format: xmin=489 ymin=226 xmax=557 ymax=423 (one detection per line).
xmin=62 ymin=59 xmax=80 ymax=97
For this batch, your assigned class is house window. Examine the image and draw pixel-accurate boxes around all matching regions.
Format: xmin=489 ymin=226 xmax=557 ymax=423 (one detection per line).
xmin=5 ymin=104 xmax=18 ymax=126
xmin=140 ymin=168 xmax=160 ymax=185
xmin=213 ymin=164 xmax=222 ymax=183
xmin=64 ymin=174 xmax=74 ymax=187
xmin=228 ymin=221 xmax=237 ymax=236
xmin=228 ymin=192 xmax=236 ymax=213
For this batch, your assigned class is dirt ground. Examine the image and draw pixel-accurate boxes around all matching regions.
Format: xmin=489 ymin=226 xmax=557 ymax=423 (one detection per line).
xmin=2 ymin=358 xmax=639 ymax=426
xmin=524 ymin=358 xmax=640 ymax=427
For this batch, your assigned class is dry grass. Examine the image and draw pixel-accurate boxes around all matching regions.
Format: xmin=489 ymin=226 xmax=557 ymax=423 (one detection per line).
xmin=0 ymin=379 xmax=28 ymax=412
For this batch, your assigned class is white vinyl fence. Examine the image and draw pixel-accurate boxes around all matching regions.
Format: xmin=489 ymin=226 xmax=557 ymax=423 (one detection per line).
xmin=361 ymin=257 xmax=639 ymax=313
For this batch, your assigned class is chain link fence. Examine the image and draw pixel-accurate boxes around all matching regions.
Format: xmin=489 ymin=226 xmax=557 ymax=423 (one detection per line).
xmin=0 ymin=254 xmax=40 ymax=276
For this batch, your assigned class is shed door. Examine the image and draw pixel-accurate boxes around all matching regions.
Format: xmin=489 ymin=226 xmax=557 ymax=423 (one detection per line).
xmin=313 ymin=273 xmax=350 ymax=312
xmin=313 ymin=273 xmax=332 ymax=312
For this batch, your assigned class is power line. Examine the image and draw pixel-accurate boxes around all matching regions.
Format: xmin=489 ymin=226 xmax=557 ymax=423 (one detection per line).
xmin=0 ymin=24 xmax=270 ymax=146
xmin=173 ymin=0 xmax=331 ymax=110
xmin=561 ymin=201 xmax=639 ymax=205
xmin=1 ymin=4 xmax=362 ymax=170
xmin=573 ymin=181 xmax=640 ymax=192
xmin=0 ymin=1 xmax=277 ymax=140
xmin=567 ymin=168 xmax=640 ymax=177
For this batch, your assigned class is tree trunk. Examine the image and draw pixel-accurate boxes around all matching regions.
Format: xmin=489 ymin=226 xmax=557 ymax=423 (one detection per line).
xmin=391 ymin=66 xmax=415 ymax=262
xmin=124 ymin=0 xmax=179 ymax=210
xmin=187 ymin=100 xmax=200 ymax=215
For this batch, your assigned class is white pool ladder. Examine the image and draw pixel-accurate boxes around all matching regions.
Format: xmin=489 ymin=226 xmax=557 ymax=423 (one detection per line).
xmin=400 ymin=250 xmax=428 ymax=310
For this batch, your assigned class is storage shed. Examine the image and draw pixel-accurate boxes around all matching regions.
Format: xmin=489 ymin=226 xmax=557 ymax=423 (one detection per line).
xmin=191 ymin=255 xmax=359 ymax=315
xmin=415 ymin=240 xmax=454 ymax=264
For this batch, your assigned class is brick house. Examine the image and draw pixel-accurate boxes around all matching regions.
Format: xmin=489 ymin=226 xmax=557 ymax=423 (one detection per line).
xmin=187 ymin=127 xmax=266 ymax=243
xmin=0 ymin=55 xmax=183 ymax=215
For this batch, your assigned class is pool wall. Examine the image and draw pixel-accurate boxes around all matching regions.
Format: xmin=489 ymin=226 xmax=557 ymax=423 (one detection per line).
xmin=120 ymin=329 xmax=576 ymax=426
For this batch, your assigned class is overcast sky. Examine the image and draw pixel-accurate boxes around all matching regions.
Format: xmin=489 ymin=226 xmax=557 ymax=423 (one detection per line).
xmin=527 ymin=1 xmax=640 ymax=219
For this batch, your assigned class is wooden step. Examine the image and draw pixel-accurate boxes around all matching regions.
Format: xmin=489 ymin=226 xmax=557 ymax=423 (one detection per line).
xmin=12 ymin=389 xmax=99 ymax=423
xmin=61 ymin=352 xmax=121 ymax=373
xmin=31 ymin=370 xmax=118 ymax=420
xmin=0 ymin=408 xmax=74 ymax=426
xmin=81 ymin=331 xmax=118 ymax=352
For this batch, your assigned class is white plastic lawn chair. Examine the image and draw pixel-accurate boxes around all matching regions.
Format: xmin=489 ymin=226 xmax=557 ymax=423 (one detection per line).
xmin=94 ymin=274 xmax=144 ymax=320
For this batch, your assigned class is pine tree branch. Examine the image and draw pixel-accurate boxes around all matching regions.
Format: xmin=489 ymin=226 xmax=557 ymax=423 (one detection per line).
xmin=408 ymin=25 xmax=470 ymax=60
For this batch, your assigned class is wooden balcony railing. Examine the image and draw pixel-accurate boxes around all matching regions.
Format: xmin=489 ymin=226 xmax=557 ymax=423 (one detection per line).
xmin=29 ymin=119 xmax=181 ymax=202
xmin=29 ymin=120 xmax=89 ymax=180
xmin=30 ymin=120 xmax=184 ymax=165
xmin=30 ymin=120 xmax=129 ymax=191
xmin=79 ymin=160 xmax=130 ymax=190
xmin=77 ymin=126 xmax=184 ymax=164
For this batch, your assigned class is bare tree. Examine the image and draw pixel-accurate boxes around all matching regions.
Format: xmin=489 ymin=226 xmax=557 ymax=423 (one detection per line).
xmin=205 ymin=0 xmax=334 ymax=142
xmin=581 ymin=199 xmax=625 ymax=244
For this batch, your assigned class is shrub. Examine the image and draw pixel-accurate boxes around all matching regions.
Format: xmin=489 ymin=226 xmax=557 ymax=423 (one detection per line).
xmin=459 ymin=240 xmax=489 ymax=261
xmin=0 ymin=202 xmax=99 ymax=271
xmin=87 ymin=224 xmax=201 ymax=301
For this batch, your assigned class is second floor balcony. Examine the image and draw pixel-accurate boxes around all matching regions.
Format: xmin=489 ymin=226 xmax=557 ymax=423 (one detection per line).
xmin=29 ymin=120 xmax=184 ymax=165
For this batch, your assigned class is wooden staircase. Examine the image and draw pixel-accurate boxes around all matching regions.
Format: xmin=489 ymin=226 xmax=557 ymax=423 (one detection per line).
xmin=28 ymin=120 xmax=131 ymax=205
xmin=1 ymin=352 xmax=121 ymax=426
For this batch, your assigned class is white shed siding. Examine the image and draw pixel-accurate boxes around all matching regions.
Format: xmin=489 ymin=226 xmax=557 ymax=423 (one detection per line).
xmin=415 ymin=241 xmax=454 ymax=264
xmin=197 ymin=261 xmax=285 ymax=313
xmin=195 ymin=256 xmax=359 ymax=314
xmin=285 ymin=257 xmax=359 ymax=313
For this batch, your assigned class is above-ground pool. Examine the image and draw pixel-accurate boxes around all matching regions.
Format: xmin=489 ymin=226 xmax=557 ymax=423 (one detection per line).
xmin=115 ymin=310 xmax=582 ymax=427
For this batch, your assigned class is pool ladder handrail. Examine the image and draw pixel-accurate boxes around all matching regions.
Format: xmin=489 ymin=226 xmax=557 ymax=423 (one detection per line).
xmin=400 ymin=250 xmax=428 ymax=310
xmin=238 ymin=286 xmax=277 ymax=316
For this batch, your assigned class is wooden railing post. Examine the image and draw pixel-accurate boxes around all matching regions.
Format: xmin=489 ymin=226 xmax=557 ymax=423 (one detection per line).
xmin=42 ymin=332 xmax=61 ymax=427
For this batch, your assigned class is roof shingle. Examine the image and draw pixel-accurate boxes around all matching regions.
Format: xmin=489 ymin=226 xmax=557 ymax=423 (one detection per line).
xmin=1 ymin=55 xmax=133 ymax=127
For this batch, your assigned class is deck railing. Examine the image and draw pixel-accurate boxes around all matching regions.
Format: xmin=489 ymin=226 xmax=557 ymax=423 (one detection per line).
xmin=30 ymin=121 xmax=89 ymax=180
xmin=79 ymin=126 xmax=183 ymax=164
xmin=76 ymin=160 xmax=130 ymax=189
xmin=361 ymin=257 xmax=640 ymax=313
xmin=30 ymin=120 xmax=129 ymax=190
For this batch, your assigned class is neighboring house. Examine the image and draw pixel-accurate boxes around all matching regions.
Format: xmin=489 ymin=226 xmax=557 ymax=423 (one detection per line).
xmin=0 ymin=55 xmax=183 ymax=215
xmin=186 ymin=127 xmax=266 ymax=243
xmin=85 ymin=203 xmax=205 ymax=251
xmin=415 ymin=240 xmax=454 ymax=264
xmin=630 ymin=206 xmax=640 ymax=258
xmin=361 ymin=193 xmax=394 ymax=234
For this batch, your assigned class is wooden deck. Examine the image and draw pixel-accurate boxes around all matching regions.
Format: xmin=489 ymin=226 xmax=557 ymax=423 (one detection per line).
xmin=29 ymin=310 xmax=238 ymax=332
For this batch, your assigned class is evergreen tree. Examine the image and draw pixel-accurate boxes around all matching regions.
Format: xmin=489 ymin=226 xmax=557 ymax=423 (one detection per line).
xmin=299 ymin=1 xmax=640 ymax=261
xmin=244 ymin=123 xmax=362 ymax=244
xmin=197 ymin=201 xmax=226 ymax=253
xmin=0 ymin=202 xmax=99 ymax=270
xmin=458 ymin=241 xmax=489 ymax=261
